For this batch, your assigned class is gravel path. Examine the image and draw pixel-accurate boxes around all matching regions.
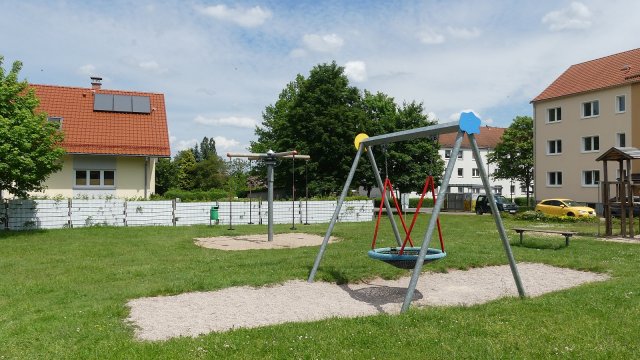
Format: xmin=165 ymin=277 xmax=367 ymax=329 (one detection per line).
xmin=127 ymin=263 xmax=608 ymax=341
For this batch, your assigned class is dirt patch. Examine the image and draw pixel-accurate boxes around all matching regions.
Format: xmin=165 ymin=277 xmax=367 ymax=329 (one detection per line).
xmin=126 ymin=263 xmax=609 ymax=341
xmin=194 ymin=233 xmax=338 ymax=251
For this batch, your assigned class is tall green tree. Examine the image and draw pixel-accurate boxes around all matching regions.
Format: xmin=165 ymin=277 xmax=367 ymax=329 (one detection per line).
xmin=0 ymin=56 xmax=65 ymax=198
xmin=252 ymin=62 xmax=367 ymax=196
xmin=487 ymin=116 xmax=534 ymax=205
xmin=360 ymin=92 xmax=443 ymax=195
xmin=154 ymin=158 xmax=176 ymax=195
xmin=173 ymin=150 xmax=197 ymax=190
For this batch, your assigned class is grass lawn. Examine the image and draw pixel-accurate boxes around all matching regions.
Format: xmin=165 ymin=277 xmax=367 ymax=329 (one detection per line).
xmin=1 ymin=214 xmax=639 ymax=359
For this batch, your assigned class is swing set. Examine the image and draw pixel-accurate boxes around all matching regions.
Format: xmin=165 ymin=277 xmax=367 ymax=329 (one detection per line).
xmin=308 ymin=113 xmax=526 ymax=312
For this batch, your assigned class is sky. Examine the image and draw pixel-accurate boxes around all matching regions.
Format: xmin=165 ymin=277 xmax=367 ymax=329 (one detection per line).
xmin=2 ymin=0 xmax=640 ymax=157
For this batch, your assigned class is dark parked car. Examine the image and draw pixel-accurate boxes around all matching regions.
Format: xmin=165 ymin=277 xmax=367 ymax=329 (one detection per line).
xmin=475 ymin=195 xmax=518 ymax=215
xmin=609 ymin=197 xmax=640 ymax=218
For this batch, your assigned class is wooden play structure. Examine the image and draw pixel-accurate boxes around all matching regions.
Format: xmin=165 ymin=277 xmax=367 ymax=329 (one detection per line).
xmin=597 ymin=147 xmax=640 ymax=237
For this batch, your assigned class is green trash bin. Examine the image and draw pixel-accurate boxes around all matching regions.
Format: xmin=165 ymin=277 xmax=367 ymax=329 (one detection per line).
xmin=210 ymin=206 xmax=219 ymax=225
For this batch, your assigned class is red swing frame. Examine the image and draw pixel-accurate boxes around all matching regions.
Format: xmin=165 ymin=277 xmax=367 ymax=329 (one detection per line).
xmin=371 ymin=175 xmax=444 ymax=255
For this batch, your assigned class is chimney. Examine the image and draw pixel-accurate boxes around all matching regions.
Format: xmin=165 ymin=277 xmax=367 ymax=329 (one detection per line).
xmin=90 ymin=76 xmax=102 ymax=90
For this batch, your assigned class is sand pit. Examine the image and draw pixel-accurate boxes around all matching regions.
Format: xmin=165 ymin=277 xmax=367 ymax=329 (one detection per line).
xmin=194 ymin=233 xmax=337 ymax=250
xmin=127 ymin=263 xmax=609 ymax=341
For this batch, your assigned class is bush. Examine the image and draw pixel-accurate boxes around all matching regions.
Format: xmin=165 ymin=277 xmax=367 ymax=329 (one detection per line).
xmin=151 ymin=188 xmax=230 ymax=202
xmin=514 ymin=210 xmax=599 ymax=223
xmin=373 ymin=197 xmax=434 ymax=208
xmin=514 ymin=197 xmax=534 ymax=206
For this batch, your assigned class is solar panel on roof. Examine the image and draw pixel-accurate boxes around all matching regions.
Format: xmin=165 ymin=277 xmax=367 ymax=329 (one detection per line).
xmin=94 ymin=94 xmax=113 ymax=111
xmin=132 ymin=96 xmax=151 ymax=113
xmin=113 ymin=95 xmax=133 ymax=112
xmin=93 ymin=93 xmax=151 ymax=114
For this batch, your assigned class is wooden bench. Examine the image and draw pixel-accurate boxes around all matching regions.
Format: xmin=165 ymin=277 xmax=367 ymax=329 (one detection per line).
xmin=512 ymin=228 xmax=577 ymax=246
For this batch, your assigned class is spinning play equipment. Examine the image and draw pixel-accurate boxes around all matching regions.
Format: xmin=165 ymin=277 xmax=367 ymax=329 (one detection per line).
xmin=308 ymin=113 xmax=526 ymax=312
xmin=227 ymin=150 xmax=310 ymax=241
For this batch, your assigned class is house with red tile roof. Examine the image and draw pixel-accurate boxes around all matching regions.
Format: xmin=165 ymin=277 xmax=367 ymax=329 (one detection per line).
xmin=438 ymin=125 xmax=529 ymax=199
xmin=531 ymin=48 xmax=640 ymax=207
xmin=28 ymin=77 xmax=170 ymax=199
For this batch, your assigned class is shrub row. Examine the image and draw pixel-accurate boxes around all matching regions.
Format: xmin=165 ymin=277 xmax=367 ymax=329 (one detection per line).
xmin=514 ymin=210 xmax=599 ymax=223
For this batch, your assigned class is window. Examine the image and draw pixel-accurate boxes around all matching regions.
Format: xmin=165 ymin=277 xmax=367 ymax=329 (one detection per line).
xmin=548 ymin=171 xmax=563 ymax=186
xmin=74 ymin=170 xmax=116 ymax=188
xmin=582 ymin=136 xmax=599 ymax=152
xmin=47 ymin=116 xmax=63 ymax=128
xmin=457 ymin=168 xmax=463 ymax=177
xmin=472 ymin=168 xmax=480 ymax=177
xmin=547 ymin=139 xmax=562 ymax=154
xmin=547 ymin=107 xmax=562 ymax=123
xmin=510 ymin=184 xmax=515 ymax=195
xmin=582 ymin=100 xmax=599 ymax=118
xmin=472 ymin=188 xmax=481 ymax=194
xmin=457 ymin=187 xmax=464 ymax=193
xmin=616 ymin=95 xmax=626 ymax=113
xmin=583 ymin=170 xmax=600 ymax=186
xmin=617 ymin=133 xmax=626 ymax=147
xmin=444 ymin=150 xmax=462 ymax=159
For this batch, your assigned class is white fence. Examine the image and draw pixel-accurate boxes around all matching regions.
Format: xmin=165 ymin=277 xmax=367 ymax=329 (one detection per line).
xmin=0 ymin=199 xmax=374 ymax=231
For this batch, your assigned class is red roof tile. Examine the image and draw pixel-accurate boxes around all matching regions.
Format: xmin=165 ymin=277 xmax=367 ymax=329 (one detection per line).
xmin=30 ymin=84 xmax=170 ymax=157
xmin=438 ymin=125 xmax=505 ymax=149
xmin=532 ymin=48 xmax=640 ymax=102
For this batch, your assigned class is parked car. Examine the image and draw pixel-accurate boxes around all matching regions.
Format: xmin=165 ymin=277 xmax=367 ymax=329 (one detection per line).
xmin=475 ymin=195 xmax=518 ymax=215
xmin=609 ymin=197 xmax=640 ymax=218
xmin=535 ymin=199 xmax=596 ymax=217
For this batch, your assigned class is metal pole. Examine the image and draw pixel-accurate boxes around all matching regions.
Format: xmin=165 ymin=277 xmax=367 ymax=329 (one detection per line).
xmin=266 ymin=158 xmax=276 ymax=241
xmin=366 ymin=146 xmax=403 ymax=247
xmin=304 ymin=160 xmax=310 ymax=225
xmin=248 ymin=160 xmax=254 ymax=224
xmin=291 ymin=154 xmax=296 ymax=230
xmin=308 ymin=145 xmax=364 ymax=282
xmin=469 ymin=133 xmax=525 ymax=297
xmin=401 ymin=130 xmax=464 ymax=312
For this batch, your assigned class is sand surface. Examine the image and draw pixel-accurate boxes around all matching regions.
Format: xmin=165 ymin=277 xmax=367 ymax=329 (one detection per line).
xmin=127 ymin=263 xmax=608 ymax=341
xmin=194 ymin=233 xmax=337 ymax=250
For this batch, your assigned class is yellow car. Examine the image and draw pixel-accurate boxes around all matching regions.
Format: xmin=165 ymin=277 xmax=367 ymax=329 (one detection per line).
xmin=535 ymin=199 xmax=596 ymax=217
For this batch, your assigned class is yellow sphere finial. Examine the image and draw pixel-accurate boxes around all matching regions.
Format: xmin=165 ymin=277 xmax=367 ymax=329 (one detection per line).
xmin=354 ymin=133 xmax=369 ymax=151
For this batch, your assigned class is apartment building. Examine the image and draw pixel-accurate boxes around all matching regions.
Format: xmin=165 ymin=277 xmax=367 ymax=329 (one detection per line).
xmin=438 ymin=126 xmax=529 ymax=198
xmin=532 ymin=48 xmax=640 ymax=207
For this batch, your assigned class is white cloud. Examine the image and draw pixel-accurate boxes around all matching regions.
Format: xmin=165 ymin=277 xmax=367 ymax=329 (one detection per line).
xmin=447 ymin=26 xmax=481 ymax=39
xmin=289 ymin=48 xmax=307 ymax=58
xmin=344 ymin=61 xmax=367 ymax=82
xmin=171 ymin=138 xmax=198 ymax=152
xmin=138 ymin=60 xmax=168 ymax=74
xmin=302 ymin=33 xmax=344 ymax=52
xmin=542 ymin=2 xmax=592 ymax=31
xmin=449 ymin=109 xmax=483 ymax=123
xmin=77 ymin=64 xmax=96 ymax=75
xmin=418 ymin=29 xmax=445 ymax=44
xmin=194 ymin=115 xmax=258 ymax=129
xmin=198 ymin=4 xmax=271 ymax=27
xmin=213 ymin=136 xmax=240 ymax=150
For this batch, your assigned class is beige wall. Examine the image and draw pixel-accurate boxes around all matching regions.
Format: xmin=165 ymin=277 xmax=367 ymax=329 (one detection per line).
xmin=29 ymin=155 xmax=157 ymax=199
xmin=534 ymin=85 xmax=632 ymax=204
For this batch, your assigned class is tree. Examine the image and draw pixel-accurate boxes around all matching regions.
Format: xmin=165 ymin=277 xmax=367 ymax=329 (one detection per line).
xmin=154 ymin=158 xmax=176 ymax=195
xmin=487 ymin=116 xmax=534 ymax=205
xmin=0 ymin=56 xmax=65 ymax=198
xmin=252 ymin=62 xmax=367 ymax=196
xmin=173 ymin=150 xmax=197 ymax=190
xmin=360 ymin=91 xmax=443 ymax=195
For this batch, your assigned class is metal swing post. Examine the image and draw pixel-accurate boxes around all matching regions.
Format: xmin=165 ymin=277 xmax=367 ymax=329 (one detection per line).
xmin=401 ymin=130 xmax=464 ymax=312
xmin=469 ymin=133 xmax=525 ymax=298
xmin=308 ymin=145 xmax=364 ymax=282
